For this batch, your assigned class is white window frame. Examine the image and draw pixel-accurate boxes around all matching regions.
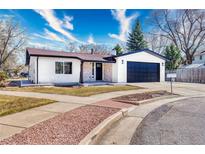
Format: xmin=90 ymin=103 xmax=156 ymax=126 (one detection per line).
xmin=55 ymin=62 xmax=72 ymax=74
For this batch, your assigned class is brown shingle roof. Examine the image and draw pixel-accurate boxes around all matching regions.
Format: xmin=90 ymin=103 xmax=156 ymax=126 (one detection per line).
xmin=26 ymin=48 xmax=115 ymax=64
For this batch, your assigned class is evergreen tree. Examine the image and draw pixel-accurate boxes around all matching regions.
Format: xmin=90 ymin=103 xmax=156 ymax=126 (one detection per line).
xmin=127 ymin=20 xmax=148 ymax=51
xmin=113 ymin=44 xmax=123 ymax=55
xmin=164 ymin=44 xmax=182 ymax=70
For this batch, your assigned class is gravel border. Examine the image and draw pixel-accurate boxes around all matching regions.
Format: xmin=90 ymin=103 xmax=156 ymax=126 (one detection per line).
xmin=0 ymin=105 xmax=119 ymax=145
xmin=112 ymin=91 xmax=172 ymax=105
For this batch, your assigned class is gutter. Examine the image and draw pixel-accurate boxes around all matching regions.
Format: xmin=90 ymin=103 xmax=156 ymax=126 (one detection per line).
xmin=28 ymin=55 xmax=116 ymax=63
xmin=36 ymin=56 xmax=39 ymax=84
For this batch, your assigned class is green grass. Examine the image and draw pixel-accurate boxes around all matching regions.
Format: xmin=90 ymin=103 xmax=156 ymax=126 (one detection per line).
xmin=0 ymin=95 xmax=55 ymax=117
xmin=1 ymin=85 xmax=142 ymax=97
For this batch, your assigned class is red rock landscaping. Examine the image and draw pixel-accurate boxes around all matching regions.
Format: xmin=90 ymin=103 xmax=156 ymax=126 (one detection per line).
xmin=112 ymin=90 xmax=172 ymax=105
xmin=0 ymin=105 xmax=119 ymax=145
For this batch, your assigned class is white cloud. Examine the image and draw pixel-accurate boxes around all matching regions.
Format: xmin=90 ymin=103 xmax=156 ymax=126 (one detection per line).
xmin=28 ymin=41 xmax=47 ymax=48
xmin=44 ymin=29 xmax=65 ymax=42
xmin=33 ymin=29 xmax=65 ymax=43
xmin=63 ymin=15 xmax=74 ymax=30
xmin=0 ymin=14 xmax=14 ymax=19
xmin=87 ymin=34 xmax=96 ymax=44
xmin=28 ymin=41 xmax=66 ymax=51
xmin=34 ymin=9 xmax=80 ymax=42
xmin=109 ymin=9 xmax=138 ymax=42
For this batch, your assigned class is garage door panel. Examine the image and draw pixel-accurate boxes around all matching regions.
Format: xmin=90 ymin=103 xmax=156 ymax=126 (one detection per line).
xmin=127 ymin=62 xmax=160 ymax=82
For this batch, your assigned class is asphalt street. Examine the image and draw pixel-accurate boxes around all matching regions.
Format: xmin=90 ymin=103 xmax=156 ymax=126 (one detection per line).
xmin=130 ymin=97 xmax=205 ymax=145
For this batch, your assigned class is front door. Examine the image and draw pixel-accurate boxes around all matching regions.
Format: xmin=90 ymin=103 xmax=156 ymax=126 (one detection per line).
xmin=96 ymin=63 xmax=102 ymax=80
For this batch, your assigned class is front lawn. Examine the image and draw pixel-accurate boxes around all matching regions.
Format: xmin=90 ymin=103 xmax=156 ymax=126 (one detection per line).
xmin=1 ymin=85 xmax=142 ymax=97
xmin=0 ymin=95 xmax=55 ymax=117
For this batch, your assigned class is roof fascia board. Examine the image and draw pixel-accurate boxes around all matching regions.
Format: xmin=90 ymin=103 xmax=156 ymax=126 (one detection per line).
xmin=113 ymin=49 xmax=168 ymax=61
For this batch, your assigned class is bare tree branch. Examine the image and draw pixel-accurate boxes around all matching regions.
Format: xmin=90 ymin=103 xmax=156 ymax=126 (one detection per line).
xmin=0 ymin=18 xmax=26 ymax=69
xmin=151 ymin=9 xmax=205 ymax=64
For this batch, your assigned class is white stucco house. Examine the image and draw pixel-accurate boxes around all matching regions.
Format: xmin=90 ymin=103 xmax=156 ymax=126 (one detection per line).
xmin=192 ymin=51 xmax=205 ymax=66
xmin=26 ymin=48 xmax=167 ymax=85
xmin=180 ymin=51 xmax=205 ymax=69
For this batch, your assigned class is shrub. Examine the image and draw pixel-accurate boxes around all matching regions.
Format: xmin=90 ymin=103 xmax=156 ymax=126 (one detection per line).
xmin=0 ymin=71 xmax=8 ymax=87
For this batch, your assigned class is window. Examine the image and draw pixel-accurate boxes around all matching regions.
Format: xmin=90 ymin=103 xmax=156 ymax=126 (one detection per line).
xmin=64 ymin=62 xmax=72 ymax=74
xmin=55 ymin=62 xmax=72 ymax=74
xmin=200 ymin=55 xmax=203 ymax=60
xmin=92 ymin=62 xmax=94 ymax=76
xmin=55 ymin=62 xmax=63 ymax=74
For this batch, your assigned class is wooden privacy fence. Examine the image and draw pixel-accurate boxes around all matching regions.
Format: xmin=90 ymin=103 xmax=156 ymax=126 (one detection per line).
xmin=176 ymin=68 xmax=205 ymax=83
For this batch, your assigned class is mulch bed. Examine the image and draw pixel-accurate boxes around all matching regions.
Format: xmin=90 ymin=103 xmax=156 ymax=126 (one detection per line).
xmin=0 ymin=105 xmax=119 ymax=145
xmin=112 ymin=90 xmax=172 ymax=105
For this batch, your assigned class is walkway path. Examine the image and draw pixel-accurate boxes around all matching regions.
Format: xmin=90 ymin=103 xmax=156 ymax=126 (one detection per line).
xmin=0 ymin=89 xmax=150 ymax=105
xmin=2 ymin=82 xmax=204 ymax=144
xmin=0 ymin=105 xmax=119 ymax=144
xmin=0 ymin=88 xmax=138 ymax=141
xmin=130 ymin=82 xmax=205 ymax=97
xmin=0 ymin=102 xmax=83 ymax=140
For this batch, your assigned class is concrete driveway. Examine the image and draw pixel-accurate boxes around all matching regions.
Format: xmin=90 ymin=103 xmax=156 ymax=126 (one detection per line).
xmin=130 ymin=97 xmax=205 ymax=144
xmin=129 ymin=82 xmax=205 ymax=97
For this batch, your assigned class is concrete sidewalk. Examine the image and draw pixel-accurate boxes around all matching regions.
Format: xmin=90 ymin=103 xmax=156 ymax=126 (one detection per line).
xmin=0 ymin=102 xmax=83 ymax=140
xmin=0 ymin=88 xmax=150 ymax=141
xmin=129 ymin=82 xmax=205 ymax=97
xmin=2 ymin=82 xmax=204 ymax=143
xmin=0 ymin=91 xmax=94 ymax=105
xmin=0 ymin=88 xmax=151 ymax=104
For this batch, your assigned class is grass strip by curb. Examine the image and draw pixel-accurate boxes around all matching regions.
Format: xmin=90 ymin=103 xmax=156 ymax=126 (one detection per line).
xmin=0 ymin=85 xmax=142 ymax=97
xmin=0 ymin=95 xmax=55 ymax=117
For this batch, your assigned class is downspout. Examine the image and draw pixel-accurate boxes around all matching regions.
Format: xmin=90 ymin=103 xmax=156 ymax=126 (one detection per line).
xmin=28 ymin=65 xmax=30 ymax=81
xmin=80 ymin=61 xmax=84 ymax=83
xmin=36 ymin=56 xmax=39 ymax=84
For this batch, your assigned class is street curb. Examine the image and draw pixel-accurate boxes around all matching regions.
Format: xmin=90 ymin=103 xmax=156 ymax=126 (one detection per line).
xmin=78 ymin=108 xmax=128 ymax=145
xmin=79 ymin=95 xmax=186 ymax=145
xmin=136 ymin=94 xmax=179 ymax=105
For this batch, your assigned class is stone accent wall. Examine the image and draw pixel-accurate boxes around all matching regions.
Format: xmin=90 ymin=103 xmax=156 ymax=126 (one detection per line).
xmin=83 ymin=62 xmax=95 ymax=82
xmin=83 ymin=62 xmax=113 ymax=82
xmin=103 ymin=63 xmax=112 ymax=82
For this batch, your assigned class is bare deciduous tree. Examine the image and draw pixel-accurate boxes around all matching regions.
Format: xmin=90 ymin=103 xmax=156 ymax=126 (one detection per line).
xmin=79 ymin=44 xmax=112 ymax=55
xmin=145 ymin=32 xmax=170 ymax=54
xmin=65 ymin=42 xmax=79 ymax=52
xmin=151 ymin=9 xmax=205 ymax=64
xmin=0 ymin=19 xmax=26 ymax=69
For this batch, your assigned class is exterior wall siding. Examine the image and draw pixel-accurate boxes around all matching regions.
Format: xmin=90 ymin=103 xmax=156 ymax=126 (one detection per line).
xmin=28 ymin=50 xmax=165 ymax=84
xmin=83 ymin=62 xmax=96 ymax=82
xmin=103 ymin=63 xmax=112 ymax=82
xmin=37 ymin=57 xmax=81 ymax=84
xmin=193 ymin=55 xmax=205 ymax=64
xmin=29 ymin=56 xmax=37 ymax=83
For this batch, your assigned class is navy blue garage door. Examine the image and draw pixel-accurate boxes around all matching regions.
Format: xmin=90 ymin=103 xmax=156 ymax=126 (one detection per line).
xmin=127 ymin=62 xmax=160 ymax=82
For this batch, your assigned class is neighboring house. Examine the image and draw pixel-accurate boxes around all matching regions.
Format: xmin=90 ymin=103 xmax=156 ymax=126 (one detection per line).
xmin=26 ymin=48 xmax=166 ymax=85
xmin=179 ymin=51 xmax=205 ymax=69
xmin=193 ymin=51 xmax=205 ymax=64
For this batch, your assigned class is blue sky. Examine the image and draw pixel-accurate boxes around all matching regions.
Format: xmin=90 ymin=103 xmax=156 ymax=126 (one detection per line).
xmin=0 ymin=9 xmax=152 ymax=50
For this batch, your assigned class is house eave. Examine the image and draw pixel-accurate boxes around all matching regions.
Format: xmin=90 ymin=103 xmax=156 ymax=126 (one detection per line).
xmin=26 ymin=53 xmax=116 ymax=64
xmin=82 ymin=60 xmax=116 ymax=63
xmin=113 ymin=49 xmax=168 ymax=61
